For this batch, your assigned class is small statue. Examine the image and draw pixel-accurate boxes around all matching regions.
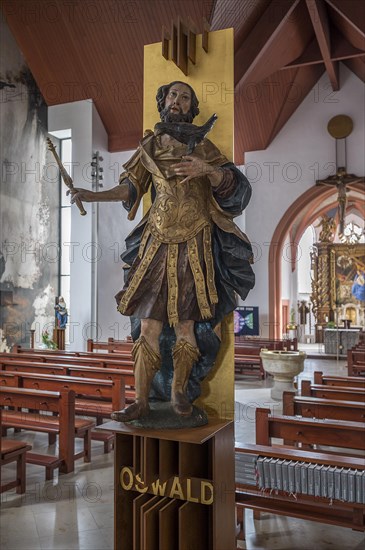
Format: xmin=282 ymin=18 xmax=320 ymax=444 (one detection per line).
xmin=298 ymin=300 xmax=310 ymax=325
xmin=54 ymin=297 xmax=68 ymax=329
xmin=317 ymin=215 xmax=336 ymax=243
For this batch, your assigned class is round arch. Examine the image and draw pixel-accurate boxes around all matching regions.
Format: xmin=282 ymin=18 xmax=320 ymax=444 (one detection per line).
xmin=268 ymin=183 xmax=365 ymax=339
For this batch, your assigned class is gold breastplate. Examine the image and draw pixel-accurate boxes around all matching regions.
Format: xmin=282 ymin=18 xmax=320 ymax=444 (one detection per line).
xmin=148 ymin=174 xmax=211 ymax=243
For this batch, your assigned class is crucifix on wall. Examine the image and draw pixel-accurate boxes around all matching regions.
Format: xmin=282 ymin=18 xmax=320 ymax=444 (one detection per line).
xmin=316 ymin=115 xmax=364 ymax=236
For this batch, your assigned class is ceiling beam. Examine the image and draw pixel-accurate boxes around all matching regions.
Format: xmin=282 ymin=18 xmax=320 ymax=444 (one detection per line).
xmin=343 ymin=57 xmax=365 ymax=82
xmin=306 ymin=0 xmax=339 ymax=90
xmin=234 ymin=0 xmax=301 ymax=86
xmin=324 ymin=0 xmax=365 ymax=37
xmin=283 ymin=29 xmax=365 ymax=69
xmin=282 ymin=37 xmax=323 ymax=68
xmin=331 ymin=27 xmax=365 ymax=60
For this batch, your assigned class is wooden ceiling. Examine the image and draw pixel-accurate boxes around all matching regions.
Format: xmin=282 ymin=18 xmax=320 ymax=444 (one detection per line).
xmin=2 ymin=0 xmax=364 ymax=161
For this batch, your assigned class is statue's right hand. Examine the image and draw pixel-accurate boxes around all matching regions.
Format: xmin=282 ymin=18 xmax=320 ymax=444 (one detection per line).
xmin=67 ymin=188 xmax=95 ymax=203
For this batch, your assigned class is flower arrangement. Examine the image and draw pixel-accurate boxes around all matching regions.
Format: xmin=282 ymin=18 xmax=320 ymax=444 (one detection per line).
xmin=0 ymin=329 xmax=10 ymax=353
xmin=286 ymin=307 xmax=297 ymax=330
xmin=41 ymin=330 xmax=58 ymax=350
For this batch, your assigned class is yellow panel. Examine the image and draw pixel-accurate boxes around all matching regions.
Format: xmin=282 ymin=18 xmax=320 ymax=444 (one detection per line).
xmin=143 ymin=29 xmax=234 ymax=419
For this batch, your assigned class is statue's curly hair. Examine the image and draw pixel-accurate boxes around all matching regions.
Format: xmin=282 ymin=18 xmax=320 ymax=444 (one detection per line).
xmin=156 ymin=81 xmax=200 ymax=119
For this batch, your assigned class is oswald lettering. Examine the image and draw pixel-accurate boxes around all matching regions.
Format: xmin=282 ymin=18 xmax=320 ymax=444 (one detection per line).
xmin=120 ymin=467 xmax=214 ymax=505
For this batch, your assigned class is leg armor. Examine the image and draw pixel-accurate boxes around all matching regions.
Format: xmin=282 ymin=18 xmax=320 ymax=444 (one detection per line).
xmin=171 ymin=339 xmax=200 ymax=416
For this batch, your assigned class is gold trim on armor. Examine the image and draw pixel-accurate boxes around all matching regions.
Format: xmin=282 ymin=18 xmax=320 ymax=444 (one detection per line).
xmin=203 ymin=225 xmax=218 ymax=304
xmin=187 ymin=236 xmax=212 ymax=319
xmin=167 ymin=244 xmax=179 ymax=326
xmin=138 ymin=226 xmax=151 ymax=259
xmin=118 ymin=236 xmax=161 ymax=314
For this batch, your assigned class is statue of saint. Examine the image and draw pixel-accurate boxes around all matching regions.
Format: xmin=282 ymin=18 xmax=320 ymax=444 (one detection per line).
xmin=70 ymin=81 xmax=255 ymax=422
xmin=317 ymin=215 xmax=336 ymax=243
xmin=54 ymin=297 xmax=68 ymax=329
xmin=298 ymin=300 xmax=310 ymax=325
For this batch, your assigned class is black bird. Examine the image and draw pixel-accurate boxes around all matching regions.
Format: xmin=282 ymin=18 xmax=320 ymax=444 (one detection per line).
xmin=0 ymin=81 xmax=16 ymax=90
xmin=154 ymin=114 xmax=218 ymax=154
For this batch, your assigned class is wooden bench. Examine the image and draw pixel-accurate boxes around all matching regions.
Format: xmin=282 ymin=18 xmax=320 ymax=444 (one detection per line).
xmin=1 ymin=362 xmax=67 ymax=376
xmin=314 ymin=371 xmax=365 ymax=389
xmin=347 ymin=349 xmax=365 ymax=376
xmin=256 ymin=407 xmax=365 ymax=453
xmin=235 ymin=443 xmax=365 ymax=538
xmin=0 ymin=387 xmax=94 ymax=479
xmin=283 ymin=391 xmax=365 ymax=423
xmin=1 ymin=408 xmax=32 ymax=494
xmin=87 ymin=338 xmax=133 ymax=354
xmin=235 ymin=337 xmax=297 ymax=351
xmin=1 ymin=369 xmax=127 ymax=453
xmin=301 ymin=381 xmax=365 ymax=403
xmin=9 ymin=347 xmax=133 ymax=361
xmin=0 ymin=365 xmax=131 ymax=413
xmin=234 ymin=346 xmax=264 ymax=379
xmin=0 ymin=353 xmax=134 ymax=371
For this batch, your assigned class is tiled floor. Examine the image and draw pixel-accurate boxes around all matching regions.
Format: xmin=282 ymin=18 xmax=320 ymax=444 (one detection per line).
xmin=1 ymin=357 xmax=364 ymax=549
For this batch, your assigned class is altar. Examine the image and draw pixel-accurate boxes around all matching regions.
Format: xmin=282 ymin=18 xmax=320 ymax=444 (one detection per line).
xmin=324 ymin=328 xmax=360 ymax=355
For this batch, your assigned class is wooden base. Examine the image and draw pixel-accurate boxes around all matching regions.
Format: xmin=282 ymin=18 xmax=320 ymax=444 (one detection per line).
xmin=100 ymin=418 xmax=235 ymax=550
xmin=53 ymin=328 xmax=65 ymax=350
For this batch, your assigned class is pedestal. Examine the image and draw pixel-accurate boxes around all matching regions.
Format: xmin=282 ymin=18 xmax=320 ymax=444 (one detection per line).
xmin=99 ymin=419 xmax=235 ymax=550
xmin=53 ymin=328 xmax=65 ymax=350
xmin=260 ymin=350 xmax=306 ymax=400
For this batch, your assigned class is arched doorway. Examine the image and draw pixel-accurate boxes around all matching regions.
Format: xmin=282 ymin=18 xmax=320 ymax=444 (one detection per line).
xmin=268 ymin=183 xmax=364 ymax=339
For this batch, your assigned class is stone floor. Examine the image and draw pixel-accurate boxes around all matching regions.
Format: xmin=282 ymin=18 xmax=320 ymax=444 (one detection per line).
xmin=1 ymin=357 xmax=364 ymax=550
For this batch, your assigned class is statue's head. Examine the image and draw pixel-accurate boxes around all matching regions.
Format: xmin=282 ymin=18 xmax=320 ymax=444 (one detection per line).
xmin=156 ymin=81 xmax=200 ymax=123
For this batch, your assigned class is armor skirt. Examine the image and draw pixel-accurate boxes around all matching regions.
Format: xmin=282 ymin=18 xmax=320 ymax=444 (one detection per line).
xmin=116 ymin=225 xmax=218 ymax=326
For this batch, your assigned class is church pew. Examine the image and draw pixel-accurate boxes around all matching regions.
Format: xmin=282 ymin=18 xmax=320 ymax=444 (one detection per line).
xmin=283 ymin=391 xmax=365 ymax=423
xmin=10 ymin=347 xmax=133 ymax=360
xmin=0 ymin=372 xmax=20 ymax=387
xmin=314 ymin=371 xmax=365 ymax=389
xmin=301 ymin=381 xmax=365 ymax=403
xmin=255 ymin=407 xmax=365 ymax=452
xmin=5 ymin=372 xmax=125 ymax=422
xmin=235 ymin=443 xmax=365 ymax=538
xmin=87 ymin=338 xmax=133 ymax=353
xmin=235 ymin=336 xmax=298 ymax=351
xmin=234 ymin=346 xmax=264 ymax=379
xmin=0 ymin=353 xmax=134 ymax=371
xmin=1 ymin=362 xmax=67 ymax=376
xmin=1 ymin=365 xmax=135 ymax=453
xmin=1 ymin=362 xmax=135 ymax=400
xmin=0 ymin=387 xmax=93 ymax=479
xmin=347 ymin=349 xmax=365 ymax=377
xmin=0 ymin=408 xmax=32 ymax=494
xmin=67 ymin=366 xmax=135 ymax=396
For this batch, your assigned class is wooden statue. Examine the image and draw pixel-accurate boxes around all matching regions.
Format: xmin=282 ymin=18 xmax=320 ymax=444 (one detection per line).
xmin=69 ymin=82 xmax=255 ymax=424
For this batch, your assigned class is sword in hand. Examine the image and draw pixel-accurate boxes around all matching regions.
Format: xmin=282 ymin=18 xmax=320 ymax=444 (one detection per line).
xmin=46 ymin=137 xmax=87 ymax=216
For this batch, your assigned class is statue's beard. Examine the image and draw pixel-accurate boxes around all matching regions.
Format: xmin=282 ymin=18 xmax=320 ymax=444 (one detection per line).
xmin=160 ymin=106 xmax=194 ymax=124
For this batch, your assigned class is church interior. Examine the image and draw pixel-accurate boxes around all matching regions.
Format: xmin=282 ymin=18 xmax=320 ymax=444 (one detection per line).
xmin=0 ymin=1 xmax=364 ymax=549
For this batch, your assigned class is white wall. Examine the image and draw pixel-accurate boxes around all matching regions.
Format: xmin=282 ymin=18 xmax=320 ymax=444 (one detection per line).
xmin=49 ymin=101 xmax=94 ymax=350
xmin=97 ymin=149 xmax=140 ymax=341
xmin=49 ymin=99 xmax=141 ymax=347
xmin=244 ymin=64 xmax=365 ymax=337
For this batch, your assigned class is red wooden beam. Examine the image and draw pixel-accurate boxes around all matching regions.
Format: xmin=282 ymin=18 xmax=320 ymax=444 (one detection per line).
xmin=306 ymin=0 xmax=340 ymax=90
xmin=234 ymin=0 xmax=302 ymax=86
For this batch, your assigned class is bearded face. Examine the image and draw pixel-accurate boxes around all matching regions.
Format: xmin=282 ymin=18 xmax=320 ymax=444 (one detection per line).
xmin=159 ymin=105 xmax=194 ymax=124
